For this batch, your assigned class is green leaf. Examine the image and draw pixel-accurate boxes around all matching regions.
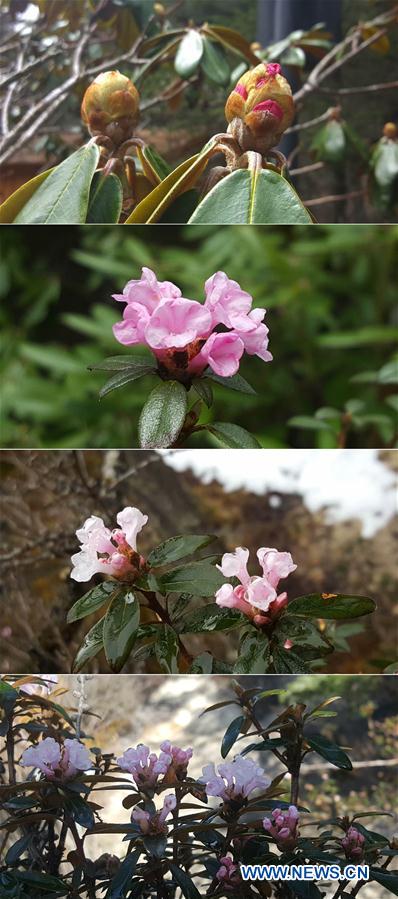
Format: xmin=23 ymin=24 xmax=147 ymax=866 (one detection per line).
xmin=234 ymin=632 xmax=271 ymax=673
xmin=221 ymin=714 xmax=245 ymax=757
xmin=140 ymin=145 xmax=171 ymax=182
xmin=63 ymin=792 xmax=95 ymax=829
xmin=103 ymin=590 xmax=140 ymax=672
xmin=89 ymin=355 xmax=154 ymax=372
xmin=99 ymin=364 xmax=156 ymax=398
xmin=272 ymin=646 xmax=312 ymax=674
xmin=67 ymin=581 xmax=118 ymax=623
xmin=369 ymin=868 xmax=398 ymax=896
xmin=106 ymin=850 xmax=141 ymax=899
xmin=192 ymin=378 xmax=213 ymax=407
xmin=175 ymin=30 xmax=204 ymax=78
xmin=154 ymin=625 xmax=180 ymax=673
xmin=206 ymin=421 xmax=261 ymax=448
xmin=86 ymin=171 xmax=123 ymax=224
xmin=318 ymin=327 xmax=398 ymax=348
xmin=289 ymin=415 xmax=334 ymax=432
xmin=306 ymin=732 xmax=352 ymax=770
xmin=189 ymin=168 xmax=312 ymax=224
xmin=10 ymin=871 xmax=69 ymax=892
xmin=14 ymin=143 xmax=99 ymax=224
xmin=158 ymin=561 xmax=225 ymax=598
xmin=205 ymin=370 xmax=257 ymax=395
xmin=148 ymin=534 xmax=215 ymax=567
xmin=5 ymin=834 xmax=31 ymax=865
xmin=169 ymin=863 xmax=201 ymax=899
xmin=72 ymin=617 xmax=105 ymax=673
xmin=311 ymin=120 xmax=346 ymax=165
xmin=0 ymin=168 xmax=52 ymax=223
xmin=201 ymin=37 xmax=230 ymax=85
xmin=138 ymin=380 xmax=188 ymax=448
xmin=189 ymin=652 xmax=213 ymax=673
xmin=287 ymin=593 xmax=376 ymax=620
xmin=179 ymin=604 xmax=245 ymax=632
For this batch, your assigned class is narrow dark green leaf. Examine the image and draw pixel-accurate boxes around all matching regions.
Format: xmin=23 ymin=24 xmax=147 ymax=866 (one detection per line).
xmin=287 ymin=593 xmax=376 ymax=620
xmin=169 ymin=863 xmax=202 ymax=899
xmin=221 ymin=715 xmax=245 ymax=758
xmin=205 ymin=370 xmax=256 ymax=395
xmin=89 ymin=356 xmax=154 ymax=373
xmin=370 ymin=868 xmax=398 ymax=896
xmin=178 ymin=603 xmax=244 ymax=632
xmin=207 ymin=421 xmax=261 ymax=448
xmin=192 ymin=378 xmax=213 ymax=407
xmin=154 ymin=625 xmax=180 ymax=673
xmin=306 ymin=732 xmax=352 ymax=770
xmin=158 ymin=561 xmax=225 ymax=597
xmin=72 ymin=617 xmax=105 ymax=673
xmin=201 ymin=36 xmax=230 ymax=85
xmin=103 ymin=590 xmax=140 ymax=672
xmin=138 ymin=380 xmax=188 ymax=448
xmin=99 ymin=365 xmax=155 ymax=398
xmin=67 ymin=581 xmax=118 ymax=623
xmin=272 ymin=646 xmax=312 ymax=674
xmin=148 ymin=534 xmax=215 ymax=567
xmin=63 ymin=793 xmax=95 ymax=829
xmin=107 ymin=850 xmax=141 ymax=899
xmin=11 ymin=870 xmax=69 ymax=892
xmin=234 ymin=633 xmax=271 ymax=674
xmin=15 ymin=143 xmax=99 ymax=224
xmin=87 ymin=171 xmax=123 ymax=223
xmin=142 ymin=145 xmax=171 ymax=181
xmin=5 ymin=834 xmax=31 ymax=865
xmin=174 ymin=30 xmax=204 ymax=78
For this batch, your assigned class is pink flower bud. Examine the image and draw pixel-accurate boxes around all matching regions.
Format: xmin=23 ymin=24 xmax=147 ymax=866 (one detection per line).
xmin=225 ymin=62 xmax=294 ymax=153
xmin=342 ymin=827 xmax=365 ymax=860
xmin=263 ymin=805 xmax=299 ymax=851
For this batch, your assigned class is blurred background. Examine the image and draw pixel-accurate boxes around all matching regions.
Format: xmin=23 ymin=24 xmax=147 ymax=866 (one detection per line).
xmin=7 ymin=672 xmax=397 ymax=898
xmin=0 ymin=0 xmax=397 ymax=223
xmin=1 ymin=224 xmax=397 ymax=450
xmin=0 ymin=448 xmax=396 ymax=673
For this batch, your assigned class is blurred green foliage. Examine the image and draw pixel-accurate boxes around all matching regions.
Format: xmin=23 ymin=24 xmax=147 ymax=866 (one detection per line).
xmin=0 ymin=224 xmax=397 ymax=448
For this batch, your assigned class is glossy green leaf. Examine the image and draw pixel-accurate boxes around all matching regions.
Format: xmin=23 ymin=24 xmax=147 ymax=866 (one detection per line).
xmin=312 ymin=120 xmax=346 ymax=164
xmin=63 ymin=793 xmax=95 ymax=829
xmin=5 ymin=834 xmax=31 ymax=865
xmin=141 ymin=145 xmax=171 ymax=182
xmin=179 ymin=603 xmax=244 ymax=633
xmin=272 ymin=646 xmax=312 ymax=673
xmin=175 ymin=30 xmax=204 ymax=78
xmin=10 ymin=870 xmax=69 ymax=892
xmin=221 ymin=714 xmax=245 ymax=757
xmin=103 ymin=590 xmax=140 ymax=672
xmin=206 ymin=421 xmax=261 ymax=448
xmin=306 ymin=732 xmax=352 ymax=770
xmin=169 ymin=863 xmax=201 ymax=899
xmin=67 ymin=581 xmax=118 ymax=623
xmin=154 ymin=625 xmax=180 ymax=673
xmin=72 ymin=617 xmax=105 ymax=673
xmin=86 ymin=171 xmax=123 ymax=223
xmin=15 ymin=143 xmax=100 ymax=224
xmin=99 ymin=364 xmax=156 ymax=398
xmin=159 ymin=561 xmax=225 ymax=598
xmin=89 ymin=355 xmax=155 ymax=372
xmin=234 ymin=633 xmax=271 ymax=674
xmin=189 ymin=168 xmax=312 ymax=224
xmin=287 ymin=593 xmax=376 ymax=620
xmin=138 ymin=380 xmax=188 ymax=448
xmin=125 ymin=143 xmax=216 ymax=224
xmin=205 ymin=370 xmax=256 ymax=395
xmin=201 ymin=37 xmax=230 ymax=85
xmin=369 ymin=868 xmax=398 ymax=895
xmin=148 ymin=534 xmax=215 ymax=567
xmin=107 ymin=850 xmax=141 ymax=899
xmin=192 ymin=378 xmax=213 ymax=407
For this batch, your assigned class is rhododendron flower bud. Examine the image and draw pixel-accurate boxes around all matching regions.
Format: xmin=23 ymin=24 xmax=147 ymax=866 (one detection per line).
xmin=199 ymin=756 xmax=269 ymax=806
xmin=216 ymin=546 xmax=295 ymax=625
xmin=216 ymin=854 xmax=242 ymax=889
xmin=225 ymin=62 xmax=294 ymax=153
xmin=159 ymin=741 xmax=193 ymax=781
xmin=132 ymin=794 xmax=176 ymax=834
xmin=21 ymin=737 xmax=91 ymax=781
xmin=263 ymin=805 xmax=299 ymax=851
xmin=341 ymin=826 xmax=366 ymax=860
xmin=70 ymin=507 xmax=148 ymax=583
xmin=81 ymin=70 xmax=140 ymax=144
xmin=117 ymin=744 xmax=170 ymax=792
xmin=112 ymin=268 xmax=272 ymax=383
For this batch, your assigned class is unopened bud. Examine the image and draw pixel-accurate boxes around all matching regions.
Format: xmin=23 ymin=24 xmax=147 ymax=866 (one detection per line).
xmin=81 ymin=70 xmax=140 ymax=146
xmin=154 ymin=2 xmax=166 ymax=16
xmin=383 ymin=122 xmax=397 ymax=140
xmin=225 ymin=62 xmax=294 ymax=154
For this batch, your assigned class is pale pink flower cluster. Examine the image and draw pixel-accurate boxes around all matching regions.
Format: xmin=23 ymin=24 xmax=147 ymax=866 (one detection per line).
xmin=132 ymin=794 xmax=176 ymax=835
xmin=117 ymin=742 xmax=192 ymax=792
xmin=199 ymin=755 xmax=269 ymax=803
xmin=112 ymin=268 xmax=272 ymax=380
xmin=341 ymin=826 xmax=365 ymax=860
xmin=216 ymin=855 xmax=241 ymax=889
xmin=263 ymin=805 xmax=300 ymax=851
xmin=70 ymin=506 xmax=148 ymax=583
xmin=215 ymin=546 xmax=297 ymax=626
xmin=21 ymin=737 xmax=91 ymax=781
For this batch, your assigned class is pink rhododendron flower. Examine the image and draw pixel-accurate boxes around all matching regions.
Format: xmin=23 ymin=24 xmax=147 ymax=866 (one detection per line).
xmin=117 ymin=742 xmax=192 ymax=791
xmin=159 ymin=741 xmax=193 ymax=781
xmin=70 ymin=507 xmax=148 ymax=583
xmin=20 ymin=675 xmax=58 ymax=696
xmin=132 ymin=794 xmax=176 ymax=834
xmin=341 ymin=827 xmax=365 ymax=860
xmin=263 ymin=805 xmax=299 ymax=851
xmin=112 ymin=268 xmax=272 ymax=382
xmin=21 ymin=737 xmax=91 ymax=781
xmin=216 ymin=854 xmax=242 ymax=889
xmin=199 ymin=755 xmax=269 ymax=803
xmin=215 ymin=546 xmax=296 ymax=624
